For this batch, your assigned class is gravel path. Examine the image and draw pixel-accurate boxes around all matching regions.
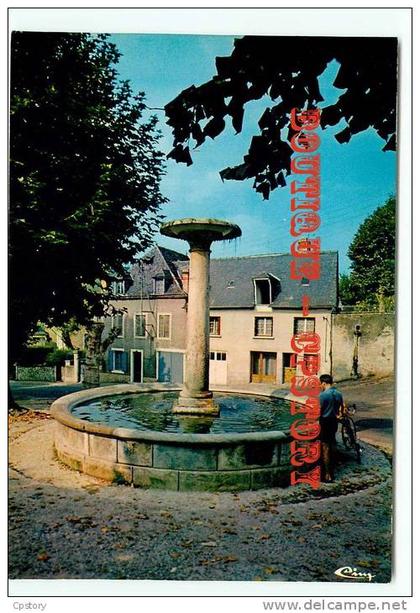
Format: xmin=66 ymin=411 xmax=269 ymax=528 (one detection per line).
xmin=9 ymin=412 xmax=392 ymax=583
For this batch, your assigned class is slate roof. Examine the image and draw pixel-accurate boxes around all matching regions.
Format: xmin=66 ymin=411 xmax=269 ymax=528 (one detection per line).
xmin=209 ymin=252 xmax=338 ymax=309
xmin=127 ymin=246 xmax=188 ymax=298
xmin=125 ymin=247 xmax=338 ymax=309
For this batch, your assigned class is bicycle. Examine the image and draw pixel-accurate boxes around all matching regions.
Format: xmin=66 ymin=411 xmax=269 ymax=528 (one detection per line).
xmin=338 ymin=403 xmax=362 ymax=464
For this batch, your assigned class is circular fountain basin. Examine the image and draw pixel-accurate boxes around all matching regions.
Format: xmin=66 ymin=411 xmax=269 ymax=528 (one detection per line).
xmin=51 ymin=384 xmax=293 ymax=492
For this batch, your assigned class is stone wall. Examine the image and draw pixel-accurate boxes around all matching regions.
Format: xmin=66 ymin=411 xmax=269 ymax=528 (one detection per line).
xmin=99 ymin=372 xmax=130 ymax=384
xmin=332 ymin=312 xmax=394 ymax=381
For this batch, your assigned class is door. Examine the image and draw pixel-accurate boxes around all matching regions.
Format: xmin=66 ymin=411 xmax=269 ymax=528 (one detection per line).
xmin=282 ymin=352 xmax=296 ymax=384
xmin=157 ymin=351 xmax=184 ymax=383
xmin=130 ymin=350 xmax=143 ymax=383
xmin=251 ymin=351 xmax=277 ymax=383
xmin=209 ymin=351 xmax=227 ymax=385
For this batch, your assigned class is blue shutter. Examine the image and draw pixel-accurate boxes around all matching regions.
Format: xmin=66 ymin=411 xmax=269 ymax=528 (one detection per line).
xmin=158 ymin=353 xmax=170 ymax=382
xmin=121 ymin=351 xmax=128 ymax=374
xmin=107 ymin=350 xmax=113 ymax=372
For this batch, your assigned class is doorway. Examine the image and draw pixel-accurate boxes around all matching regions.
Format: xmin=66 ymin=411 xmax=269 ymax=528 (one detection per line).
xmin=209 ymin=351 xmax=228 ymax=385
xmin=130 ymin=349 xmax=143 ymax=383
xmin=282 ymin=352 xmax=296 ymax=384
xmin=250 ymin=351 xmax=277 ymax=383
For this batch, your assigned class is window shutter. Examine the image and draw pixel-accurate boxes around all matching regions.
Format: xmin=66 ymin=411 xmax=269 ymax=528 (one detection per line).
xmin=107 ymin=351 xmax=113 ymax=372
xmin=121 ymin=352 xmax=128 ymax=373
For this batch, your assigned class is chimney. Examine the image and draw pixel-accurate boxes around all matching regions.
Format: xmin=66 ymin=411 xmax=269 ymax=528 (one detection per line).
xmin=181 ymin=270 xmax=189 ymax=293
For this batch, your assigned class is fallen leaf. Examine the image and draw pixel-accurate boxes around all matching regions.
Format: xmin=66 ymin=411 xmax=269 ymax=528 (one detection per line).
xmin=222 ymin=555 xmax=238 ymax=563
xmin=115 ymin=553 xmax=134 ymax=562
xmin=198 ymin=559 xmax=212 ymax=566
xmin=260 ymin=534 xmax=271 ymax=541
xmin=198 ymin=555 xmax=238 ymax=566
xmin=201 ymin=541 xmax=217 ymax=547
xmin=160 ymin=511 xmax=173 ymax=518
xmin=222 ymin=528 xmax=238 ymax=535
xmin=37 ymin=552 xmax=49 ymax=561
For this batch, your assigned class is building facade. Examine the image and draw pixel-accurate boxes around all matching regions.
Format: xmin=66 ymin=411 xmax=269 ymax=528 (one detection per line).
xmin=103 ymin=246 xmax=339 ymax=387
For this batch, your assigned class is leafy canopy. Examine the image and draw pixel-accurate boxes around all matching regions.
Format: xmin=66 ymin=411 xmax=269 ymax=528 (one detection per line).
xmin=339 ymin=196 xmax=396 ymax=310
xmin=165 ymin=36 xmax=397 ymax=200
xmin=10 ymin=32 xmax=167 ymax=359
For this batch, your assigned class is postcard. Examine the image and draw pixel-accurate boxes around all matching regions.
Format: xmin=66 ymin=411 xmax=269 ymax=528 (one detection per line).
xmin=6 ymin=5 xmax=413 ymax=608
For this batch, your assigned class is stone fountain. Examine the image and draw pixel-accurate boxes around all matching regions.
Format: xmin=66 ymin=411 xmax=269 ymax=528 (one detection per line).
xmin=51 ymin=218 xmax=293 ymax=491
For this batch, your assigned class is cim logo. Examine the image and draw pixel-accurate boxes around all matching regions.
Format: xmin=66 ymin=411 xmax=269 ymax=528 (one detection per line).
xmin=334 ymin=566 xmax=376 ymax=582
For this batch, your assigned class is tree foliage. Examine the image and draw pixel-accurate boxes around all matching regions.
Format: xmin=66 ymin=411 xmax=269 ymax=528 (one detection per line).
xmin=340 ymin=196 xmax=396 ymax=310
xmin=338 ymin=273 xmax=359 ymax=306
xmin=165 ymin=36 xmax=397 ymax=200
xmin=10 ymin=32 xmax=167 ymax=361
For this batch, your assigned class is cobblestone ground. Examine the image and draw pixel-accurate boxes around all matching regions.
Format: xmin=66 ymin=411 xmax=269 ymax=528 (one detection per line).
xmin=9 ymin=412 xmax=392 ymax=584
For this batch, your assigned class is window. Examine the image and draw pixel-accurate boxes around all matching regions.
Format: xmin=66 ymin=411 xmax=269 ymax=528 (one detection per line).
xmin=158 ymin=313 xmax=171 ymax=339
xmin=294 ymin=317 xmax=315 ymax=335
xmin=153 ymin=276 xmax=165 ymax=295
xmin=210 ymin=351 xmax=226 ymax=361
xmin=112 ymin=280 xmax=126 ymax=295
xmin=110 ymin=349 xmax=125 ymax=372
xmin=254 ymin=317 xmax=273 ymax=337
xmin=112 ymin=313 xmax=124 ymax=338
xmin=209 ymin=316 xmax=221 ymax=336
xmin=134 ymin=313 xmax=147 ymax=338
xmin=301 ymin=353 xmax=320 ymax=375
xmin=254 ymin=279 xmax=272 ymax=305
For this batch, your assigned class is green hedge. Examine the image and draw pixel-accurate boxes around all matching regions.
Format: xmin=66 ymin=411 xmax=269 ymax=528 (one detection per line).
xmin=15 ymin=366 xmax=57 ymax=382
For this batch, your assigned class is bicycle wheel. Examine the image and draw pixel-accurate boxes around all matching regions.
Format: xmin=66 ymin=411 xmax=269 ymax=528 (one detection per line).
xmin=355 ymin=440 xmax=362 ymax=464
xmin=341 ymin=419 xmax=361 ymax=463
xmin=341 ymin=419 xmax=355 ymax=449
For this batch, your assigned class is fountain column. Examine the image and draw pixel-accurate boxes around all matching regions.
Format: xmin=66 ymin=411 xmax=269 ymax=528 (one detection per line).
xmin=177 ymin=237 xmax=215 ymax=413
xmin=160 ymin=218 xmax=241 ymax=416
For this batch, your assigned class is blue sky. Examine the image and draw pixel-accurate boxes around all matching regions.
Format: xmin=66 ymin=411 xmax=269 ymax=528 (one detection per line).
xmin=110 ymin=34 xmax=396 ymax=274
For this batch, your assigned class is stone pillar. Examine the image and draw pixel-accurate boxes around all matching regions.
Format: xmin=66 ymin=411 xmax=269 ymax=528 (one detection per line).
xmin=174 ymin=240 xmax=218 ymax=415
xmin=182 ymin=243 xmax=211 ymax=398
xmin=160 ymin=218 xmax=241 ymax=416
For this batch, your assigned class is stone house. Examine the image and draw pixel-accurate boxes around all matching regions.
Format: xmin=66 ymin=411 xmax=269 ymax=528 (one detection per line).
xmin=102 ymin=246 xmax=189 ymax=383
xmin=207 ymin=251 xmax=338 ymax=386
xmin=103 ymin=246 xmax=339 ymax=387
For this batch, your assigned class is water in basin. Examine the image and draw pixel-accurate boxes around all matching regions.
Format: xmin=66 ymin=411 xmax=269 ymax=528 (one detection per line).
xmin=72 ymin=392 xmax=293 ymax=434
